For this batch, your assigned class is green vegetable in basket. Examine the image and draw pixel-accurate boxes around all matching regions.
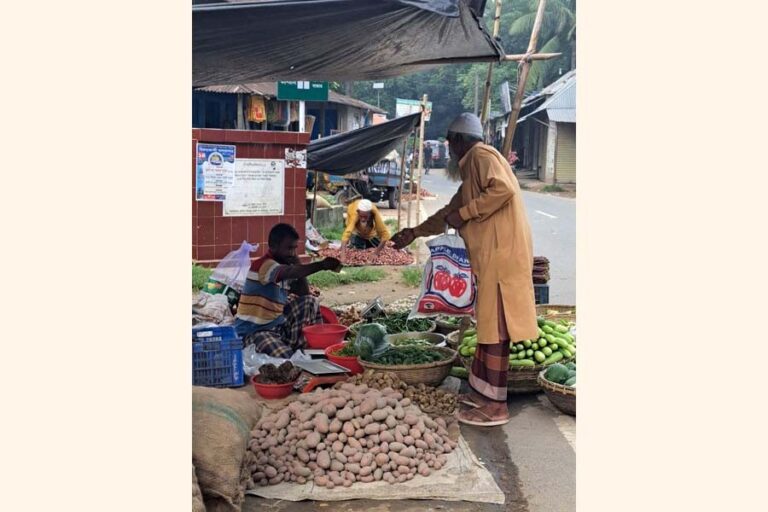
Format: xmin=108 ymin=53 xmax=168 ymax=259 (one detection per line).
xmin=368 ymin=345 xmax=448 ymax=365
xmin=567 ymin=369 xmax=577 ymax=379
xmin=545 ymin=363 xmax=570 ymax=384
xmin=334 ymin=343 xmax=359 ymax=357
xmin=510 ymin=344 xmax=518 ymax=353
xmin=532 ymin=342 xmax=539 ymax=350
xmin=560 ymin=347 xmax=573 ymax=359
xmin=450 ymin=367 xmax=469 ymax=379
xmin=534 ymin=350 xmax=546 ymax=363
xmin=517 ymin=351 xmax=527 ymax=360
xmin=523 ymin=339 xmax=532 ymax=348
xmin=354 ymin=323 xmax=389 ymax=360
xmin=464 ymin=328 xmax=476 ymax=337
xmin=510 ymin=359 xmax=536 ymax=367
xmin=555 ymin=324 xmax=569 ymax=334
xmin=564 ymin=376 xmax=576 ymax=387
xmin=542 ymin=346 xmax=553 ymax=357
xmin=526 ymin=349 xmax=534 ymax=357
xmin=566 ymin=362 xmax=576 ymax=371
xmin=543 ymin=352 xmax=564 ymax=365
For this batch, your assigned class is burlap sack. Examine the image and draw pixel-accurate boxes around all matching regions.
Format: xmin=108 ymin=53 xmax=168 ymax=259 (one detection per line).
xmin=193 ymin=387 xmax=261 ymax=510
xmin=192 ymin=464 xmax=206 ymax=512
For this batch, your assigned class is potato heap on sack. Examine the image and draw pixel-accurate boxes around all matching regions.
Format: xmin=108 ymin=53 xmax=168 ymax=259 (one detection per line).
xmin=247 ymin=382 xmax=457 ymax=489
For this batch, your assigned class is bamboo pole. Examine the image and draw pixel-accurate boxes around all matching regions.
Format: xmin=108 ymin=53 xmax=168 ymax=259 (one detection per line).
xmin=414 ymin=95 xmax=428 ymax=264
xmin=396 ymin=136 xmax=409 ymax=232
xmin=310 ymin=170 xmax=319 ymax=226
xmin=501 ymin=0 xmax=548 ymax=159
xmin=406 ymin=129 xmax=418 ymax=229
xmin=480 ymin=0 xmax=503 ymax=125
xmin=503 ymin=52 xmax=561 ymax=61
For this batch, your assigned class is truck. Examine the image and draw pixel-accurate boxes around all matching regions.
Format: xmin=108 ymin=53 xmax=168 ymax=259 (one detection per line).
xmin=333 ymin=151 xmax=407 ymax=209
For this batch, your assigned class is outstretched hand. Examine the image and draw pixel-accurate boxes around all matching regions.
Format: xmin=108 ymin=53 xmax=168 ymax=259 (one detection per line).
xmin=391 ymin=228 xmax=416 ymax=250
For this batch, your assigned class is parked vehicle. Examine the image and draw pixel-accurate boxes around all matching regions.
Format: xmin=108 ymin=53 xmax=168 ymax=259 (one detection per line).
xmin=334 ymin=151 xmax=408 ymax=209
xmin=424 ymin=140 xmax=448 ymax=168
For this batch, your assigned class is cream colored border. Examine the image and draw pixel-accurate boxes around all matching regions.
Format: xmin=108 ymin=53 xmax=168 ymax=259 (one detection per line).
xmin=3 ymin=1 xmax=767 ymax=510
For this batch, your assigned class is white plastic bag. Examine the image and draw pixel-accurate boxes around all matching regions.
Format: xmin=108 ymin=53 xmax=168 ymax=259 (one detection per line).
xmin=242 ymin=346 xmax=312 ymax=377
xmin=410 ymin=231 xmax=476 ymax=318
xmin=209 ymin=241 xmax=259 ymax=292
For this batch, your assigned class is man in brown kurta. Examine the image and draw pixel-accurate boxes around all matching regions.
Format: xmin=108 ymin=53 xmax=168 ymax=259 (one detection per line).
xmin=392 ymin=113 xmax=538 ymax=426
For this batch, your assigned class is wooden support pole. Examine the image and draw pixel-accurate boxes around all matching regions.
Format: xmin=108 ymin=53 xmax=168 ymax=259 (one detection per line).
xmin=501 ymin=0 xmax=548 ymax=159
xmin=311 ymin=170 xmax=319 ymax=226
xmin=397 ymin=136 xmax=409 ymax=232
xmin=480 ymin=0 xmax=503 ymax=125
xmin=414 ymin=95 xmax=428 ymax=264
xmin=503 ymin=52 xmax=561 ymax=62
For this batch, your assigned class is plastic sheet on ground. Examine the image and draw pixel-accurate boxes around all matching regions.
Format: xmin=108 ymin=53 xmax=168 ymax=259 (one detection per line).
xmin=245 ymin=435 xmax=505 ymax=504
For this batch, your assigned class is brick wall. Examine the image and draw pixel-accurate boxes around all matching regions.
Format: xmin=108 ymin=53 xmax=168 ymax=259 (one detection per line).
xmin=192 ymin=129 xmax=309 ymax=265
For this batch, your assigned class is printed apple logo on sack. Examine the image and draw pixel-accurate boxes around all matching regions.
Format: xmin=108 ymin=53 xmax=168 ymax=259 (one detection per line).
xmin=449 ymin=272 xmax=469 ymax=298
xmin=433 ymin=266 xmax=452 ymax=292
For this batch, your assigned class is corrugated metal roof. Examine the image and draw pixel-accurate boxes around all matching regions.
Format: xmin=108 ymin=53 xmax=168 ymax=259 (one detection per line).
xmin=517 ymin=72 xmax=576 ymax=125
xmin=546 ymin=109 xmax=575 ymax=123
xmin=195 ymin=82 xmax=387 ymax=113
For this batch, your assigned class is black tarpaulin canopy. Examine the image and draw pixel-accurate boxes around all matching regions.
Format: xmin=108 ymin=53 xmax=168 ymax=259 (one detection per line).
xmin=193 ymin=0 xmax=501 ymax=86
xmin=307 ymin=113 xmax=421 ymax=175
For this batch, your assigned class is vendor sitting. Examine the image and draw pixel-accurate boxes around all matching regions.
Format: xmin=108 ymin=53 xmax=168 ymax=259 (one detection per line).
xmin=341 ymin=199 xmax=391 ymax=257
xmin=234 ymin=223 xmax=342 ymax=357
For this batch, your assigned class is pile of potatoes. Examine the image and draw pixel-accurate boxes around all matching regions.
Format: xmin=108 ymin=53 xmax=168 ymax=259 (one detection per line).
xmin=247 ymin=382 xmax=457 ymax=489
xmin=342 ymin=371 xmax=457 ymax=415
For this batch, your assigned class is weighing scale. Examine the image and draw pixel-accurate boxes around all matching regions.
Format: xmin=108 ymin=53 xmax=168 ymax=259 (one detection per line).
xmin=293 ymin=359 xmax=352 ymax=393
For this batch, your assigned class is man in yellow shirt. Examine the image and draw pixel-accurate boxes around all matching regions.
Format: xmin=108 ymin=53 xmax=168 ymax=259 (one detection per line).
xmin=341 ymin=199 xmax=390 ymax=256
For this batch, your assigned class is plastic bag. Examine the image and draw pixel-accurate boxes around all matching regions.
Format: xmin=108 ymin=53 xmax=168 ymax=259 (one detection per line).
xmin=207 ymin=241 xmax=259 ymax=292
xmin=204 ymin=241 xmax=259 ymax=305
xmin=410 ymin=231 xmax=476 ymax=318
xmin=242 ymin=345 xmax=312 ymax=377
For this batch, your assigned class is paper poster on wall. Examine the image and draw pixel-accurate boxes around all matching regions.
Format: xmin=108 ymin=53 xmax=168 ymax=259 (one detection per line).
xmin=223 ymin=158 xmax=285 ymax=216
xmin=285 ymin=148 xmax=307 ymax=169
xmin=196 ymin=143 xmax=236 ymax=201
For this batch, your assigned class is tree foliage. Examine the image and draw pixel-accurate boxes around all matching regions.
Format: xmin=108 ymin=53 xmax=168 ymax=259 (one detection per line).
xmin=347 ymin=0 xmax=575 ymax=135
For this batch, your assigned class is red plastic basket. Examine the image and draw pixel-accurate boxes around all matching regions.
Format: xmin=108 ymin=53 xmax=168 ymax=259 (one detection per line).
xmin=319 ymin=306 xmax=339 ymax=324
xmin=303 ymin=323 xmax=349 ymax=349
xmin=325 ymin=342 xmax=364 ymax=375
xmin=251 ymin=376 xmax=296 ymax=399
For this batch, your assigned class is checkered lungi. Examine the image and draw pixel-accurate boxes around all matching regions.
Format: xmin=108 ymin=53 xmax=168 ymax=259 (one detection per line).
xmin=468 ymin=289 xmax=511 ymax=402
xmin=243 ymin=295 xmax=321 ymax=357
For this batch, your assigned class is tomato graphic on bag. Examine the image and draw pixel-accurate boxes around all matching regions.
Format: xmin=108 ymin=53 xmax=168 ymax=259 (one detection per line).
xmin=449 ymin=273 xmax=469 ymax=297
xmin=433 ymin=266 xmax=452 ymax=291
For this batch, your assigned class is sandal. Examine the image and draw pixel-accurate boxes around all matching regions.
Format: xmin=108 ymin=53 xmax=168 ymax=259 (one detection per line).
xmin=456 ymin=393 xmax=483 ymax=408
xmin=457 ymin=406 xmax=511 ymax=427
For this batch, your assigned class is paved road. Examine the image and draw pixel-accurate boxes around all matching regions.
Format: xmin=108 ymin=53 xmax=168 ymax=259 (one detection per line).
xmin=419 ymin=170 xmax=575 ymax=305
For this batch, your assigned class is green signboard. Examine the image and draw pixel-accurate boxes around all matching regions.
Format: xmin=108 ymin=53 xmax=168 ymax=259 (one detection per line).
xmin=277 ymin=81 xmax=329 ymax=101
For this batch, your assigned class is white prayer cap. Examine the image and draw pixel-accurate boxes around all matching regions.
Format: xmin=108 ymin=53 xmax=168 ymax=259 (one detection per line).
xmin=357 ymin=199 xmax=373 ymax=212
xmin=447 ymin=113 xmax=483 ymax=139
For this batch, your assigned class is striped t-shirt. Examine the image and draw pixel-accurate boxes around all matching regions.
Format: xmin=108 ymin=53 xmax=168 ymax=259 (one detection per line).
xmin=234 ymin=254 xmax=292 ymax=336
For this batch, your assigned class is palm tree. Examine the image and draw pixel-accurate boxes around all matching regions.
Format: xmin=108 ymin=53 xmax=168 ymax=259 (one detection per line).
xmin=508 ymin=0 xmax=576 ymax=89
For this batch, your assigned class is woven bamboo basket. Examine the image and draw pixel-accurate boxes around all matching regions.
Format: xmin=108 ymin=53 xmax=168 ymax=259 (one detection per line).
xmin=537 ymin=370 xmax=576 ymax=416
xmin=536 ymin=304 xmax=576 ymax=323
xmin=446 ymin=330 xmax=461 ymax=349
xmin=434 ymin=316 xmax=475 ymax=335
xmin=358 ymin=346 xmax=457 ymax=386
xmin=458 ymin=352 xmax=574 ymax=394
xmin=384 ymin=332 xmax=446 ymax=347
xmin=348 ymin=319 xmax=436 ymax=339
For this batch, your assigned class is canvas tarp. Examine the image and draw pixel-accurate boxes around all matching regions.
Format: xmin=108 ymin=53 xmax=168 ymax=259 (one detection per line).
xmin=193 ymin=0 xmax=502 ymax=86
xmin=307 ymin=113 xmax=421 ymax=175
xmin=246 ymin=435 xmax=505 ymax=504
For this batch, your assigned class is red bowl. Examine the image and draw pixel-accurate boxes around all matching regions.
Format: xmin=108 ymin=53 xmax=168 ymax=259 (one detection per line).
xmin=251 ymin=376 xmax=296 ymax=399
xmin=303 ymin=323 xmax=349 ymax=349
xmin=325 ymin=342 xmax=364 ymax=375
xmin=319 ymin=306 xmax=339 ymax=324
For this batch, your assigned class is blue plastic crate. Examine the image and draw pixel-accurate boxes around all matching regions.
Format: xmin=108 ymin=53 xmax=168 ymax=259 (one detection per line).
xmin=193 ymin=325 xmax=239 ymax=343
xmin=192 ymin=335 xmax=244 ymax=388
